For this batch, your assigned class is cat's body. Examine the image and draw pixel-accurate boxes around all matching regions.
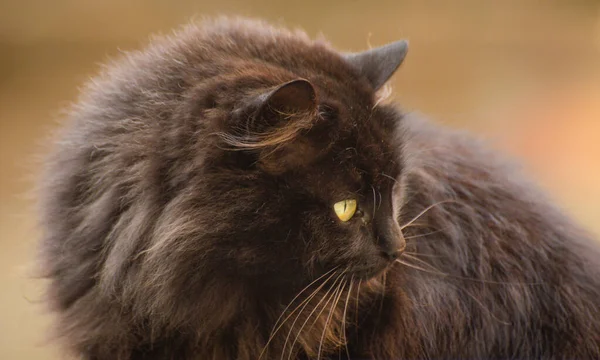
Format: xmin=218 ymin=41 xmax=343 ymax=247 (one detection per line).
xmin=38 ymin=18 xmax=600 ymax=359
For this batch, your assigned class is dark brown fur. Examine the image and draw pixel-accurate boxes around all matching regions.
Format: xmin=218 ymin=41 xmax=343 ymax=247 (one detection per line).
xmin=38 ymin=17 xmax=600 ymax=359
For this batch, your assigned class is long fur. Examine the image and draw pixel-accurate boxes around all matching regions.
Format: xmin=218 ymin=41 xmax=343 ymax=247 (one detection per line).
xmin=38 ymin=17 xmax=600 ymax=360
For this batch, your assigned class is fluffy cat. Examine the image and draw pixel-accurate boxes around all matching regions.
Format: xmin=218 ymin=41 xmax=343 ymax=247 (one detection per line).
xmin=38 ymin=17 xmax=600 ymax=359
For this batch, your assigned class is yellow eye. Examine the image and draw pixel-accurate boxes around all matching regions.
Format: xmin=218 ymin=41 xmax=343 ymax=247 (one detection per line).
xmin=333 ymin=199 xmax=357 ymax=222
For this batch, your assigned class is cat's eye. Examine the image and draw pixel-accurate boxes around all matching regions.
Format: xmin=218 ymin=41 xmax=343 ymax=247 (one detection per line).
xmin=333 ymin=199 xmax=357 ymax=222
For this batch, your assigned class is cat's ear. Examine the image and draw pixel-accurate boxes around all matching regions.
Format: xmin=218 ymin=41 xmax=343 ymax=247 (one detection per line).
xmin=250 ymin=79 xmax=317 ymax=132
xmin=223 ymin=79 xmax=323 ymax=174
xmin=344 ymin=40 xmax=408 ymax=90
xmin=253 ymin=79 xmax=322 ymax=174
xmin=260 ymin=79 xmax=317 ymax=115
xmin=226 ymin=78 xmax=318 ymax=146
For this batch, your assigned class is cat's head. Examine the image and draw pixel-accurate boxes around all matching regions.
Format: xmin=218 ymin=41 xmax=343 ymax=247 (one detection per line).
xmin=166 ymin=34 xmax=410 ymax=297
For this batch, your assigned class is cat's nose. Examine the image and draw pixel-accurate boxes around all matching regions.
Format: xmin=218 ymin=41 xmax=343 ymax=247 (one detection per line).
xmin=380 ymin=232 xmax=406 ymax=260
xmin=382 ymin=246 xmax=405 ymax=260
xmin=375 ymin=218 xmax=406 ymax=260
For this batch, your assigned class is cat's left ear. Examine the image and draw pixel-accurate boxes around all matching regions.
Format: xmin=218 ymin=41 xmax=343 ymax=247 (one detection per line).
xmin=344 ymin=40 xmax=408 ymax=90
xmin=253 ymin=79 xmax=323 ymax=174
xmin=256 ymin=79 xmax=317 ymax=123
xmin=224 ymin=79 xmax=324 ymax=174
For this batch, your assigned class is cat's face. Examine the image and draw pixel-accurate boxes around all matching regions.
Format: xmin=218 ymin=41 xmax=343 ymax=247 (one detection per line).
xmin=278 ymin=107 xmax=405 ymax=281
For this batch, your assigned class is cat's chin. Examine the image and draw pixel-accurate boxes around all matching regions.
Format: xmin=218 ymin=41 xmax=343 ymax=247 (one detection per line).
xmin=351 ymin=260 xmax=393 ymax=280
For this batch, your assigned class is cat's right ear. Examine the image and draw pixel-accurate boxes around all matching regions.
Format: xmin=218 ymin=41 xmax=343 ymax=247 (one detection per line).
xmin=344 ymin=40 xmax=408 ymax=91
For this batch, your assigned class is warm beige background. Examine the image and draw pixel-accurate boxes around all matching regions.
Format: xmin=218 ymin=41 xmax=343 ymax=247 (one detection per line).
xmin=1 ymin=1 xmax=599 ymax=359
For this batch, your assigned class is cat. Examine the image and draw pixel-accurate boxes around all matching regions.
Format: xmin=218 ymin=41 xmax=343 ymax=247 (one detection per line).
xmin=38 ymin=17 xmax=600 ymax=360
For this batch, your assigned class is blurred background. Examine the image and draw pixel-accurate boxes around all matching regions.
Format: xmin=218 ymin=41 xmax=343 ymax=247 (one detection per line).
xmin=0 ymin=0 xmax=599 ymax=358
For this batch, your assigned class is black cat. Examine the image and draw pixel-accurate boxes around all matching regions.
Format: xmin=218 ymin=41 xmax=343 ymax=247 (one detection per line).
xmin=38 ymin=17 xmax=600 ymax=359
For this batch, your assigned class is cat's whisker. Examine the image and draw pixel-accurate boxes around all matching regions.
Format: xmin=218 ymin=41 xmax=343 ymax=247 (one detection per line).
xmin=402 ymin=253 xmax=449 ymax=275
xmin=403 ymin=229 xmax=443 ymax=240
xmin=395 ymin=258 xmax=448 ymax=277
xmin=398 ymin=222 xmax=432 ymax=230
xmin=281 ymin=270 xmax=345 ymax=360
xmin=400 ymin=254 xmax=543 ymax=286
xmin=354 ymin=279 xmax=362 ymax=338
xmin=381 ymin=172 xmax=399 ymax=185
xmin=341 ymin=275 xmax=354 ymax=360
xmin=404 ymin=251 xmax=445 ymax=258
xmin=286 ymin=271 xmax=347 ymax=360
xmin=371 ymin=185 xmax=378 ymax=210
xmin=373 ymin=271 xmax=387 ymax=336
xmin=400 ymin=200 xmax=460 ymax=231
xmin=269 ymin=266 xmax=338 ymax=331
xmin=265 ymin=285 xmax=331 ymax=360
xmin=279 ymin=273 xmax=339 ymax=360
xmin=317 ymin=278 xmax=346 ymax=360
xmin=258 ymin=266 xmax=339 ymax=360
